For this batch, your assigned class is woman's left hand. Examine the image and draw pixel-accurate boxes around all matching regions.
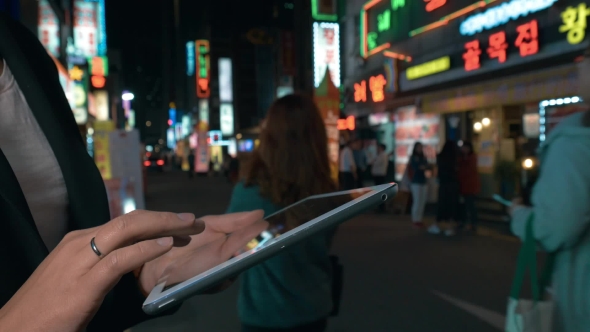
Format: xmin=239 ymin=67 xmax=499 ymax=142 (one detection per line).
xmin=137 ymin=210 xmax=268 ymax=294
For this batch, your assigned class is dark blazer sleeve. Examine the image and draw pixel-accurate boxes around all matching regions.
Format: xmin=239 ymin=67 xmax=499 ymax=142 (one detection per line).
xmin=0 ymin=13 xmax=179 ymax=331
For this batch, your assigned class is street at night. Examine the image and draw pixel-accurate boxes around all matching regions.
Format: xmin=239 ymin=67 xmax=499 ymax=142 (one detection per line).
xmin=132 ymin=171 xmax=519 ymax=332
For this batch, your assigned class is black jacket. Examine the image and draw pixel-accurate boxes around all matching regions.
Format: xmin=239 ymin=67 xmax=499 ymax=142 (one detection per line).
xmin=0 ymin=14 xmax=162 ymax=331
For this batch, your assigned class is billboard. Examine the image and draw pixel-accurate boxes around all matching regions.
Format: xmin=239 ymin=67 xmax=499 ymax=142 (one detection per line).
xmin=38 ymin=0 xmax=60 ymax=57
xmin=73 ymin=0 xmax=98 ymax=57
xmin=313 ymin=22 xmax=341 ymax=89
xmin=218 ymin=58 xmax=233 ymax=102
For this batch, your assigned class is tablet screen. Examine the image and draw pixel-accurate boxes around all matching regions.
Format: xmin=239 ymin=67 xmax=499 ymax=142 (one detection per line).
xmin=233 ymin=187 xmax=373 ymax=257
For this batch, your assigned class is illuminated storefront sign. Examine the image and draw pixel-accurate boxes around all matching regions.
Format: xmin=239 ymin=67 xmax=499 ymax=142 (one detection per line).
xmin=311 ymin=0 xmax=337 ymax=21
xmin=196 ymin=40 xmax=210 ymax=98
xmin=406 ymin=56 xmax=450 ymax=80
xmin=38 ymin=0 xmax=60 ymax=57
xmin=96 ymin=0 xmax=107 ymax=56
xmin=220 ymin=103 xmax=234 ymax=136
xmin=354 ymin=74 xmax=387 ymax=102
xmin=69 ymin=65 xmax=88 ymax=124
xmin=313 ymin=22 xmax=341 ymax=88
xmin=337 ymin=116 xmax=356 ymax=131
xmin=354 ymin=80 xmax=367 ymax=102
xmin=460 ymin=0 xmax=556 ymax=36
xmin=199 ymin=99 xmax=209 ymax=124
xmin=186 ymin=41 xmax=195 ymax=76
xmin=89 ymin=56 xmax=108 ymax=89
xmin=93 ymin=90 xmax=109 ymax=121
xmin=369 ymin=75 xmax=387 ymax=102
xmin=218 ymin=58 xmax=233 ymax=102
xmin=560 ymin=3 xmax=590 ymax=45
xmin=425 ymin=0 xmax=446 ymax=12
xmin=463 ymin=19 xmax=539 ymax=72
xmin=73 ymin=0 xmax=99 ymax=57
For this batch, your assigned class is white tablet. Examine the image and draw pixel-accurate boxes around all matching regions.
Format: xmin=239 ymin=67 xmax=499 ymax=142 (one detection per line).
xmin=142 ymin=183 xmax=397 ymax=315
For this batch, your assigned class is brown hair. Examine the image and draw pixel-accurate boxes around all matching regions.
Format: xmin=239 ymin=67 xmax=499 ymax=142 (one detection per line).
xmin=242 ymin=94 xmax=337 ymax=208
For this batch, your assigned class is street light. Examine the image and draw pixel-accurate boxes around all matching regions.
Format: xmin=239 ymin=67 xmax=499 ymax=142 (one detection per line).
xmin=122 ymin=92 xmax=135 ymax=101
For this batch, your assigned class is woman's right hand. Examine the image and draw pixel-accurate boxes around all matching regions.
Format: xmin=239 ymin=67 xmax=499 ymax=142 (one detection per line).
xmin=0 ymin=210 xmax=205 ymax=332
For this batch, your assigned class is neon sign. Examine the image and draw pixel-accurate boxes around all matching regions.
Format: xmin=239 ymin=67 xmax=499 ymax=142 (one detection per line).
xmin=460 ymin=0 xmax=557 ymax=36
xmin=369 ymin=75 xmax=387 ymax=102
xmin=186 ymin=41 xmax=195 ymax=76
xmin=90 ymin=56 xmax=108 ymax=89
xmin=487 ymin=31 xmax=508 ymax=63
xmin=361 ymin=0 xmax=391 ymax=58
xmin=392 ymin=0 xmax=405 ymax=10
xmin=196 ymin=40 xmax=210 ymax=98
xmin=463 ymin=40 xmax=481 ymax=71
xmin=516 ymin=20 xmax=539 ymax=57
xmin=338 ymin=116 xmax=356 ymax=131
xmin=377 ymin=9 xmax=391 ymax=32
xmin=406 ymin=56 xmax=450 ymax=80
xmin=425 ymin=0 xmax=446 ymax=12
xmin=560 ymin=3 xmax=590 ymax=45
xmin=354 ymin=80 xmax=367 ymax=102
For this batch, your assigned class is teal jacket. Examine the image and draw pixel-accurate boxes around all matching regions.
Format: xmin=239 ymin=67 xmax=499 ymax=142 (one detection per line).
xmin=226 ymin=182 xmax=334 ymax=328
xmin=511 ymin=112 xmax=590 ymax=332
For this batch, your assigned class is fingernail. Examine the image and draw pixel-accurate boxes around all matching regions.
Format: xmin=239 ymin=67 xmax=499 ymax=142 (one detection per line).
xmin=177 ymin=213 xmax=195 ymax=222
xmin=194 ymin=219 xmax=206 ymax=232
xmin=157 ymin=237 xmax=173 ymax=246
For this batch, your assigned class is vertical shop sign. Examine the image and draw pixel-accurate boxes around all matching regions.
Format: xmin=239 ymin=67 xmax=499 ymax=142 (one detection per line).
xmin=218 ymin=58 xmax=233 ymax=102
xmin=463 ymin=40 xmax=481 ymax=71
xmin=195 ymin=121 xmax=210 ymax=173
xmin=487 ymin=31 xmax=508 ymax=63
xmin=90 ymin=56 xmax=108 ymax=89
xmin=369 ymin=75 xmax=387 ymax=102
xmin=73 ymin=0 xmax=98 ymax=57
xmin=38 ymin=0 xmax=60 ymax=57
xmin=314 ymin=69 xmax=340 ymax=181
xmin=69 ymin=65 xmax=88 ymax=124
xmin=186 ymin=41 xmax=195 ymax=76
xmin=515 ymin=20 xmax=539 ymax=57
xmin=559 ymin=3 xmax=590 ymax=45
xmin=93 ymin=121 xmax=114 ymax=180
xmin=196 ymin=40 xmax=210 ymax=98
xmin=313 ymin=22 xmax=341 ymax=89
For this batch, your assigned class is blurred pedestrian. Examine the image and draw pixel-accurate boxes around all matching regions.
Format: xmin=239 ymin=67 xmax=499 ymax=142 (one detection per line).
xmin=0 ymin=14 xmax=265 ymax=331
xmin=429 ymin=141 xmax=459 ymax=236
xmin=187 ymin=151 xmax=195 ymax=178
xmin=228 ymin=154 xmax=240 ymax=185
xmin=508 ymin=49 xmax=590 ymax=330
xmin=226 ymin=94 xmax=337 ymax=332
xmin=408 ymin=142 xmax=429 ymax=229
xmin=457 ymin=141 xmax=479 ymax=232
xmin=371 ymin=143 xmax=390 ymax=213
xmin=352 ymin=139 xmax=367 ymax=188
xmin=339 ymin=141 xmax=356 ymax=190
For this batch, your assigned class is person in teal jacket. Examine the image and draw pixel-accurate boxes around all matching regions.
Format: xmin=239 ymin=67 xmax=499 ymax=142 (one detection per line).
xmin=510 ymin=109 xmax=590 ymax=331
xmin=227 ymin=94 xmax=338 ymax=332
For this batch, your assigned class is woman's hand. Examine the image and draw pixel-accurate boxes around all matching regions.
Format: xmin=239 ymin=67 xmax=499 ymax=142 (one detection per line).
xmin=138 ymin=210 xmax=268 ymax=294
xmin=0 ymin=210 xmax=205 ymax=332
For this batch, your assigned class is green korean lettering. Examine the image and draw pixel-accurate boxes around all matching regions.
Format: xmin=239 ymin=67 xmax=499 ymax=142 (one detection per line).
xmin=378 ymin=10 xmax=391 ymax=32
xmin=392 ymin=0 xmax=405 ymax=10
xmin=367 ymin=32 xmax=378 ymax=50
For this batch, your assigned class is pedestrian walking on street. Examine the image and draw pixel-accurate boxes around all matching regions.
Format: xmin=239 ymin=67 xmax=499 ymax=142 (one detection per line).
xmin=226 ymin=94 xmax=338 ymax=332
xmin=339 ymin=141 xmax=356 ymax=190
xmin=429 ymin=141 xmax=459 ymax=236
xmin=408 ymin=142 xmax=429 ymax=229
xmin=371 ymin=143 xmax=391 ymax=213
xmin=352 ymin=139 xmax=367 ymax=188
xmin=457 ymin=141 xmax=479 ymax=232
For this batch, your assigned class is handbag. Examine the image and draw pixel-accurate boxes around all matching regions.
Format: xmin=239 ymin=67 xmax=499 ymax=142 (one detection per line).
xmin=329 ymin=255 xmax=344 ymax=317
xmin=505 ymin=214 xmax=555 ymax=332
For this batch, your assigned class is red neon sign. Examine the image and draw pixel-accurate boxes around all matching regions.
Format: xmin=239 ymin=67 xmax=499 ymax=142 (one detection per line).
xmin=487 ymin=31 xmax=508 ymax=63
xmin=515 ymin=20 xmax=539 ymax=57
xmin=337 ymin=116 xmax=356 ymax=131
xmin=91 ymin=75 xmax=106 ymax=88
xmin=425 ymin=0 xmax=447 ymax=12
xmin=196 ymin=40 xmax=210 ymax=98
xmin=369 ymin=75 xmax=387 ymax=102
xmin=463 ymin=40 xmax=481 ymax=71
xmin=354 ymin=80 xmax=367 ymax=102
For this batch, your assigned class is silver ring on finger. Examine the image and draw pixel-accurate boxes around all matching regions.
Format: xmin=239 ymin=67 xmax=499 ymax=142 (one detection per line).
xmin=90 ymin=237 xmax=103 ymax=258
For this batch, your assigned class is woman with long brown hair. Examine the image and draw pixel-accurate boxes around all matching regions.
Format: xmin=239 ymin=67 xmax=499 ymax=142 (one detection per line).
xmin=226 ymin=94 xmax=338 ymax=332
